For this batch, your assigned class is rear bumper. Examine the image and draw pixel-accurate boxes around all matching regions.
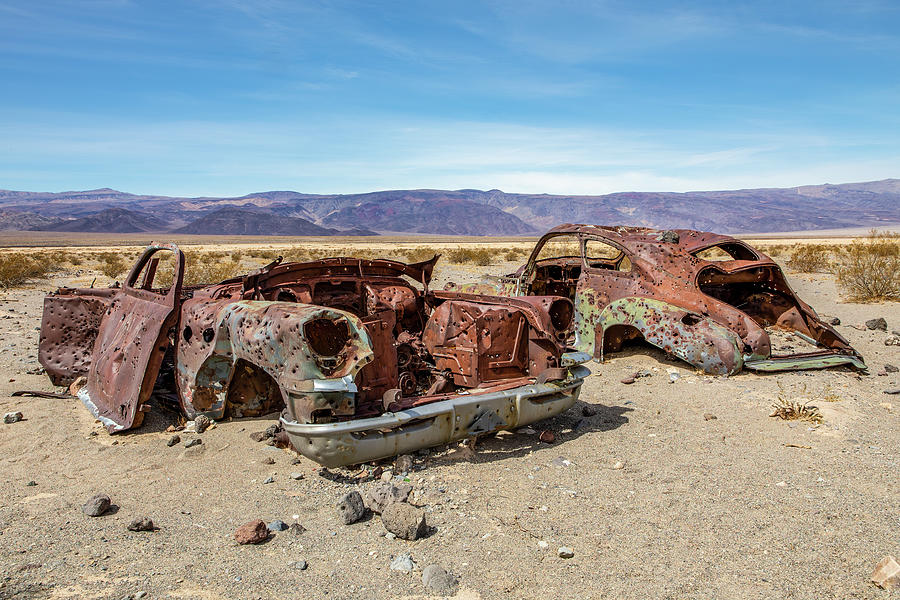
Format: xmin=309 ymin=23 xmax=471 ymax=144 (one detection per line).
xmin=281 ymin=365 xmax=590 ymax=467
xmin=744 ymin=353 xmax=866 ymax=372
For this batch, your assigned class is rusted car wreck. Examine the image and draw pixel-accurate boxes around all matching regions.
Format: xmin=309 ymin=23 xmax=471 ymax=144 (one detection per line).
xmin=450 ymin=224 xmax=865 ymax=375
xmin=38 ymin=244 xmax=589 ymax=466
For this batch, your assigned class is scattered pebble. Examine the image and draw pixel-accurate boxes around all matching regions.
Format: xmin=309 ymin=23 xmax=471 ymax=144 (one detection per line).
xmin=394 ymin=454 xmax=414 ymax=474
xmin=557 ymin=546 xmax=575 ymax=559
xmin=866 ymin=317 xmax=888 ymax=331
xmin=290 ymin=472 xmax=305 ymax=480
xmin=166 ymin=435 xmax=180 ymax=447
xmin=337 ymin=490 xmax=366 ymax=525
xmin=538 ymin=540 xmax=549 ymax=550
xmin=703 ymin=413 xmax=718 ymax=421
xmin=538 ymin=430 xmax=556 ymax=444
xmin=82 ymin=493 xmax=111 ymax=517
xmin=127 ymin=517 xmax=154 ymax=532
xmin=25 ymin=480 xmax=36 ymax=486
xmin=422 ymin=564 xmax=458 ymax=594
xmin=612 ymin=461 xmax=624 ymax=470
xmin=288 ymin=522 xmax=306 ymax=535
xmin=885 ymin=364 xmax=898 ymax=373
xmin=262 ymin=456 xmax=275 ymax=465
xmin=295 ymin=559 xmax=308 ymax=571
xmin=267 ymin=520 xmax=288 ymax=532
xmin=621 ymin=377 xmax=636 ymax=385
xmin=184 ymin=438 xmax=202 ymax=449
xmin=234 ymin=519 xmax=269 ymax=545
xmin=380 ymin=470 xmax=394 ymax=482
xmin=581 ymin=404 xmax=598 ymax=417
xmin=4 ymin=411 xmax=23 ymax=424
xmin=382 ymin=501 xmax=427 ymax=540
xmin=390 ymin=552 xmax=416 ymax=573
xmin=194 ymin=414 xmax=211 ymax=433
xmin=262 ymin=476 xmax=275 ymax=484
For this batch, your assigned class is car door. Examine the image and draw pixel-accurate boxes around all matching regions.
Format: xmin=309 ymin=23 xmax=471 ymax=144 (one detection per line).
xmin=82 ymin=244 xmax=184 ymax=432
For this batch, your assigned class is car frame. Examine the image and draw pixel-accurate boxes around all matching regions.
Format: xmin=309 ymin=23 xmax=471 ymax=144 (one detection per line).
xmin=38 ymin=243 xmax=590 ymax=466
xmin=450 ymin=224 xmax=865 ymax=375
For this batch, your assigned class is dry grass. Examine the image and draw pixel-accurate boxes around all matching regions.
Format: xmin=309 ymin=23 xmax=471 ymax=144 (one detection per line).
xmin=831 ymin=230 xmax=900 ymax=301
xmin=0 ymin=252 xmax=60 ymax=289
xmin=787 ymin=244 xmax=832 ymax=272
xmin=770 ymin=383 xmax=824 ymax=424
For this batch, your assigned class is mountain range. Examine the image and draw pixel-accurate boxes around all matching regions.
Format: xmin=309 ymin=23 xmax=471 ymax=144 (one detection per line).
xmin=0 ymin=178 xmax=897 ymax=236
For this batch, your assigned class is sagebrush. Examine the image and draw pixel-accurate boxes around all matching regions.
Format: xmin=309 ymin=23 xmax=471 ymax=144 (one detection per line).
xmin=831 ymin=231 xmax=900 ymax=301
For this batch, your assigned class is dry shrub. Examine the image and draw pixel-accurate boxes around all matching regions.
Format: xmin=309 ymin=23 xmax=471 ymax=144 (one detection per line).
xmin=756 ymin=243 xmax=790 ymax=258
xmin=403 ymin=246 xmax=438 ymax=263
xmin=504 ymin=247 xmax=529 ymax=262
xmin=446 ymin=247 xmax=496 ymax=266
xmin=770 ymin=397 xmax=823 ymax=424
xmin=99 ymin=253 xmax=129 ymax=279
xmin=787 ymin=244 xmax=831 ymax=272
xmin=831 ymin=230 xmax=900 ymax=301
xmin=0 ymin=252 xmax=58 ymax=289
xmin=153 ymin=251 xmax=246 ymax=288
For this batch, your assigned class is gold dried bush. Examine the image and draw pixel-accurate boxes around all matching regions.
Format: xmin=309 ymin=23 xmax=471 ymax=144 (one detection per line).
xmin=0 ymin=253 xmax=58 ymax=289
xmin=787 ymin=244 xmax=831 ymax=272
xmin=831 ymin=231 xmax=900 ymax=301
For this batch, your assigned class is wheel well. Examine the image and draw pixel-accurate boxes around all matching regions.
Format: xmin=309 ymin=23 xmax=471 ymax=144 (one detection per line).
xmin=225 ymin=359 xmax=285 ymax=418
xmin=601 ymin=324 xmax=644 ymax=353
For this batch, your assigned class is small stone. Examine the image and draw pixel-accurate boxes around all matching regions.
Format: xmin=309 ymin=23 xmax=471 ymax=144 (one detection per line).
xmin=184 ymin=438 xmax=202 ymax=449
xmin=262 ymin=456 xmax=275 ymax=465
xmin=134 ymin=592 xmax=147 ymax=599
xmin=380 ymin=470 xmax=394 ymax=482
xmin=68 ymin=376 xmax=87 ymax=396
xmin=885 ymin=364 xmax=899 ymax=373
xmin=885 ymin=389 xmax=900 ymax=395
xmin=249 ymin=431 xmax=268 ymax=442
xmin=581 ymin=404 xmax=598 ymax=417
xmin=394 ymin=454 xmax=414 ymax=474
xmin=25 ymin=480 xmax=36 ymax=486
xmin=290 ymin=472 xmax=305 ymax=480
xmin=127 ymin=517 xmax=154 ymax=532
xmin=365 ymin=481 xmax=412 ymax=514
xmin=4 ymin=411 xmax=23 ymax=424
xmin=382 ymin=501 xmax=427 ymax=540
xmin=828 ymin=317 xmax=840 ymax=326
xmin=267 ymin=520 xmax=288 ymax=532
xmin=537 ymin=540 xmax=549 ymax=550
xmin=166 ymin=425 xmax=177 ymax=432
xmin=703 ymin=413 xmax=717 ymax=421
xmin=557 ymin=546 xmax=575 ymax=558
xmin=871 ymin=555 xmax=900 ymax=589
xmin=166 ymin=435 xmax=180 ymax=447
xmin=288 ymin=522 xmax=307 ymax=535
xmin=886 ymin=336 xmax=900 ymax=347
xmin=194 ymin=414 xmax=211 ymax=433
xmin=866 ymin=317 xmax=888 ymax=331
xmin=296 ymin=559 xmax=308 ymax=571
xmin=234 ymin=519 xmax=268 ymax=545
xmin=775 ymin=481 xmax=787 ymax=487
xmin=612 ymin=461 xmax=624 ymax=470
xmin=337 ymin=490 xmax=366 ymax=525
xmin=262 ymin=476 xmax=275 ymax=484
xmin=551 ymin=457 xmax=571 ymax=467
xmin=422 ymin=564 xmax=457 ymax=594
xmin=621 ymin=377 xmax=635 ymax=385
xmin=81 ymin=493 xmax=111 ymax=517
xmin=538 ymin=430 xmax=556 ymax=444
xmin=389 ymin=552 xmax=416 ymax=573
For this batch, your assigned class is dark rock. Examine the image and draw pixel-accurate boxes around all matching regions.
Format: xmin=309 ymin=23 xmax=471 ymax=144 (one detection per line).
xmin=249 ymin=431 xmax=268 ymax=442
xmin=166 ymin=435 xmax=180 ymax=447
xmin=581 ymin=404 xmax=598 ymax=417
xmin=885 ymin=389 xmax=900 ymax=395
xmin=3 ymin=411 xmax=23 ymax=424
xmin=828 ymin=317 xmax=840 ymax=326
xmin=288 ymin=522 xmax=306 ymax=535
xmin=382 ymin=502 xmax=427 ymax=540
xmin=885 ymin=364 xmax=899 ymax=374
xmin=886 ymin=336 xmax=900 ymax=347
xmin=621 ymin=377 xmax=635 ymax=385
xmin=184 ymin=438 xmax=202 ymax=448
xmin=539 ymin=430 xmax=556 ymax=443
xmin=25 ymin=480 xmax=36 ymax=486
xmin=703 ymin=413 xmax=718 ymax=421
xmin=337 ymin=490 xmax=366 ymax=525
xmin=262 ymin=456 xmax=275 ymax=465
xmin=194 ymin=414 xmax=211 ymax=433
xmin=267 ymin=520 xmax=288 ymax=532
xmin=82 ymin=493 xmax=111 ymax=517
xmin=234 ymin=519 xmax=269 ymax=545
xmin=867 ymin=317 xmax=888 ymax=331
xmin=127 ymin=517 xmax=154 ymax=531
xmin=422 ymin=564 xmax=457 ymax=595
xmin=365 ymin=481 xmax=412 ymax=514
xmin=394 ymin=454 xmax=414 ymax=474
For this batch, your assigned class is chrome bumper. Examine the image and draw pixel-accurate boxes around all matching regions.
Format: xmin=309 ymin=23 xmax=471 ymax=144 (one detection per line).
xmin=281 ymin=365 xmax=590 ymax=467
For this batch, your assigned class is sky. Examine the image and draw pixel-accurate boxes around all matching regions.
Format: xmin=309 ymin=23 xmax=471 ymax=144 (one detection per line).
xmin=0 ymin=0 xmax=898 ymax=197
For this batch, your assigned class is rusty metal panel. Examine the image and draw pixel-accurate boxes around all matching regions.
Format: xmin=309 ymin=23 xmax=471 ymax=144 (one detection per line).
xmin=39 ymin=288 xmax=115 ymax=385
xmin=82 ymin=244 xmax=184 ymax=432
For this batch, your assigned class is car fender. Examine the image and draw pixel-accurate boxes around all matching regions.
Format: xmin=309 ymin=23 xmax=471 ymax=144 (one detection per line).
xmin=176 ymin=300 xmax=373 ymax=419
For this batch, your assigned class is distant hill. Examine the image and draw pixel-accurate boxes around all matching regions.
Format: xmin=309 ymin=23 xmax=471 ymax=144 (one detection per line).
xmin=173 ymin=206 xmax=375 ymax=236
xmin=0 ymin=178 xmax=898 ymax=235
xmin=38 ymin=207 xmax=167 ymax=233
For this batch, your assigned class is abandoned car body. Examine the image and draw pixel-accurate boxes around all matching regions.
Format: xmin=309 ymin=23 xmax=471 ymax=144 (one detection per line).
xmin=450 ymin=224 xmax=865 ymax=375
xmin=38 ymin=244 xmax=589 ymax=466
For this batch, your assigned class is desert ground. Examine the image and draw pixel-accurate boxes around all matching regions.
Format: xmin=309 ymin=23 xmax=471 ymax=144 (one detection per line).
xmin=0 ymin=237 xmax=898 ymax=600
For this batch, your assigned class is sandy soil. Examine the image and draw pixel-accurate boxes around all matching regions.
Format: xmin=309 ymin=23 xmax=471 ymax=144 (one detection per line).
xmin=0 ymin=257 xmax=898 ymax=600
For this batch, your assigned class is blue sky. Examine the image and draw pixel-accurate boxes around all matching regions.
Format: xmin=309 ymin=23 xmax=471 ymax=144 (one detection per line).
xmin=1 ymin=0 xmax=898 ymax=196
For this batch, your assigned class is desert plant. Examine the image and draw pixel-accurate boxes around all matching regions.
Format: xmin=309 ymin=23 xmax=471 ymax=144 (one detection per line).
xmin=0 ymin=253 xmax=57 ymax=289
xmin=787 ymin=244 xmax=832 ymax=272
xmin=831 ymin=230 xmax=900 ymax=301
xmin=99 ymin=253 xmax=129 ymax=279
xmin=446 ymin=247 xmax=496 ymax=266
xmin=770 ymin=383 xmax=823 ymax=424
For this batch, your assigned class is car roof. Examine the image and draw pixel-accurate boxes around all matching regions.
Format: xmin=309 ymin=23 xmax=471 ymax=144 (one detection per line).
xmin=542 ymin=223 xmax=751 ymax=254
